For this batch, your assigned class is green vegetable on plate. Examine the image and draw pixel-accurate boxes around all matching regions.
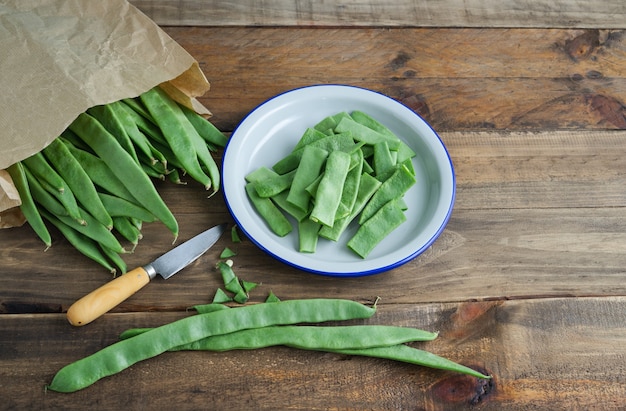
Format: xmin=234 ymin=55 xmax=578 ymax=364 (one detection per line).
xmin=245 ymin=111 xmax=417 ymax=258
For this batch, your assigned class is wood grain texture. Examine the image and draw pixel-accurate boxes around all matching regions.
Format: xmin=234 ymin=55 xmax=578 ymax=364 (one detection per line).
xmin=2 ymin=297 xmax=625 ymax=409
xmin=161 ymin=27 xmax=626 ymax=132
xmin=130 ymin=0 xmax=626 ymax=29
xmin=2 ymin=131 xmax=625 ymax=311
xmin=3 ymin=14 xmax=626 ymax=410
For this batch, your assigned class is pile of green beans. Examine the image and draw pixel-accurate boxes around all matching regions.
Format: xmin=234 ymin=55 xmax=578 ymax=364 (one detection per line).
xmin=7 ymin=86 xmax=227 ymax=274
xmin=245 ymin=111 xmax=417 ymax=258
xmin=46 ymin=298 xmax=490 ymax=393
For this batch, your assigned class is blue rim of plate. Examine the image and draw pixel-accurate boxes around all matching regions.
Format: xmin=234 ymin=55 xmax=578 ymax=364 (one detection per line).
xmin=222 ymin=84 xmax=455 ymax=277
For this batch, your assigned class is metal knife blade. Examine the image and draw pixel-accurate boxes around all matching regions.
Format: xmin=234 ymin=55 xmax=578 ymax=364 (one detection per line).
xmin=145 ymin=223 xmax=227 ymax=280
xmin=66 ymin=223 xmax=227 ymax=326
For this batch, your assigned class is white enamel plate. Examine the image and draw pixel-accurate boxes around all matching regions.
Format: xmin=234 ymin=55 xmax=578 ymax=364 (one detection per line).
xmin=222 ymin=85 xmax=455 ymax=277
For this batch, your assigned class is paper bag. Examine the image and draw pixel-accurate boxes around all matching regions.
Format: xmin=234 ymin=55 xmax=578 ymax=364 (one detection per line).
xmin=0 ymin=0 xmax=211 ymax=228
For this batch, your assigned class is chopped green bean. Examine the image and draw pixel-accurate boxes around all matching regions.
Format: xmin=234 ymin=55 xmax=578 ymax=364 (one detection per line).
xmin=287 ymin=145 xmax=328 ymax=212
xmin=310 ymin=150 xmax=351 ymax=227
xmin=335 ymin=116 xmax=401 ymax=150
xmin=298 ymin=218 xmax=321 ymax=253
xmin=319 ymin=172 xmax=381 ymax=242
xmin=220 ymin=247 xmax=237 ymax=258
xmin=212 ymin=288 xmax=233 ymax=304
xmin=348 ymin=199 xmax=406 ymax=258
xmin=251 ymin=169 xmax=296 ymax=198
xmin=245 ymin=182 xmax=292 ymax=237
xmin=272 ymin=133 xmax=355 ymax=175
xmin=359 ymin=163 xmax=416 ymax=224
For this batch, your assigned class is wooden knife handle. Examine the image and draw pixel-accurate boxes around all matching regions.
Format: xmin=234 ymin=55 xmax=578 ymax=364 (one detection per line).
xmin=66 ymin=267 xmax=151 ymax=326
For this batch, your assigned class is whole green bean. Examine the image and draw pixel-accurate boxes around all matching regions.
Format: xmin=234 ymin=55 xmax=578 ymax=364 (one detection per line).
xmin=331 ymin=345 xmax=490 ymax=380
xmin=87 ymin=104 xmax=140 ymax=165
xmin=179 ymin=103 xmax=228 ymax=148
xmin=118 ymin=325 xmax=438 ymax=351
xmin=7 ymin=162 xmax=52 ymax=248
xmin=99 ymin=243 xmax=128 ymax=274
xmin=55 ymin=205 xmax=126 ymax=254
xmin=21 ymin=152 xmax=84 ymax=225
xmin=23 ymin=166 xmax=68 ymax=218
xmin=120 ymin=100 xmax=167 ymax=147
xmin=108 ymin=101 xmax=158 ymax=165
xmin=63 ymin=140 xmax=141 ymax=207
xmin=47 ymin=299 xmax=376 ymax=393
xmin=69 ymin=112 xmax=179 ymax=240
xmin=43 ymin=138 xmax=113 ymax=230
xmin=96 ymin=192 xmax=156 ymax=223
xmin=40 ymin=209 xmax=116 ymax=274
xmin=140 ymin=87 xmax=211 ymax=190
xmin=112 ymin=216 xmax=140 ymax=249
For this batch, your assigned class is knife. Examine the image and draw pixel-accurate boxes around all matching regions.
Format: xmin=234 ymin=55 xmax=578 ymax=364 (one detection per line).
xmin=66 ymin=223 xmax=227 ymax=326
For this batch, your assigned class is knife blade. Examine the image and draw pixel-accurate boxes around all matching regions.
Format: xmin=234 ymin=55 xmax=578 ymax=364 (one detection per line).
xmin=66 ymin=223 xmax=227 ymax=326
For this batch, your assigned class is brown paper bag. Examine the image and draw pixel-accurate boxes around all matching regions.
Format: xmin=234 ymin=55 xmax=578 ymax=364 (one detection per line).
xmin=0 ymin=0 xmax=211 ymax=227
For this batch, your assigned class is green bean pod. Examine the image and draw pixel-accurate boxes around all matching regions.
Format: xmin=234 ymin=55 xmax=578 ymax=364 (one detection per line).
xmin=42 ymin=138 xmax=113 ymax=230
xmin=55 ymin=205 xmax=126 ymax=254
xmin=7 ymin=162 xmax=52 ymax=248
xmin=140 ymin=87 xmax=211 ymax=190
xmin=96 ymin=193 xmax=156 ymax=223
xmin=47 ymin=299 xmax=376 ymax=393
xmin=108 ymin=101 xmax=159 ymax=166
xmin=179 ymin=103 xmax=228 ymax=148
xmin=331 ymin=345 xmax=490 ymax=380
xmin=112 ymin=216 xmax=140 ymax=249
xmin=21 ymin=152 xmax=84 ymax=225
xmin=87 ymin=104 xmax=140 ymax=165
xmin=63 ymin=140 xmax=140 ymax=206
xmin=119 ymin=325 xmax=439 ymax=351
xmin=69 ymin=112 xmax=179 ymax=240
xmin=40 ymin=209 xmax=115 ymax=274
xmin=23 ymin=166 xmax=68 ymax=218
xmin=99 ymin=244 xmax=128 ymax=274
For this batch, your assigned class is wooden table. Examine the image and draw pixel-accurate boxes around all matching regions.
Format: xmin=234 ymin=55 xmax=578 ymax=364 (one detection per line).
xmin=2 ymin=1 xmax=626 ymax=409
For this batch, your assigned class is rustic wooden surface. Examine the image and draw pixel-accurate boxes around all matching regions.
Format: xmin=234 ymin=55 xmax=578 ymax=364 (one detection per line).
xmin=2 ymin=2 xmax=626 ymax=410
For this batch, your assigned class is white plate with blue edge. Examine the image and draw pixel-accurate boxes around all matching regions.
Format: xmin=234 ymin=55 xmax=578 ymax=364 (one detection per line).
xmin=222 ymin=84 xmax=455 ymax=277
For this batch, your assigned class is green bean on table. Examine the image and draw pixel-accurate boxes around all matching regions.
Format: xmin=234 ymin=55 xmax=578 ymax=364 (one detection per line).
xmin=118 ymin=324 xmax=439 ymax=351
xmin=6 ymin=162 xmax=51 ymax=248
xmin=47 ymin=299 xmax=376 ymax=393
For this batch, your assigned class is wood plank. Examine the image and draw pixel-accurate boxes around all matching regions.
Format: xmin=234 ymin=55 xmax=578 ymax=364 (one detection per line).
xmin=161 ymin=27 xmax=626 ymax=132
xmin=2 ymin=297 xmax=625 ymax=409
xmin=444 ymin=130 xmax=626 ymax=209
xmin=2 ymin=131 xmax=626 ymax=310
xmin=130 ymin=0 xmax=626 ymax=29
